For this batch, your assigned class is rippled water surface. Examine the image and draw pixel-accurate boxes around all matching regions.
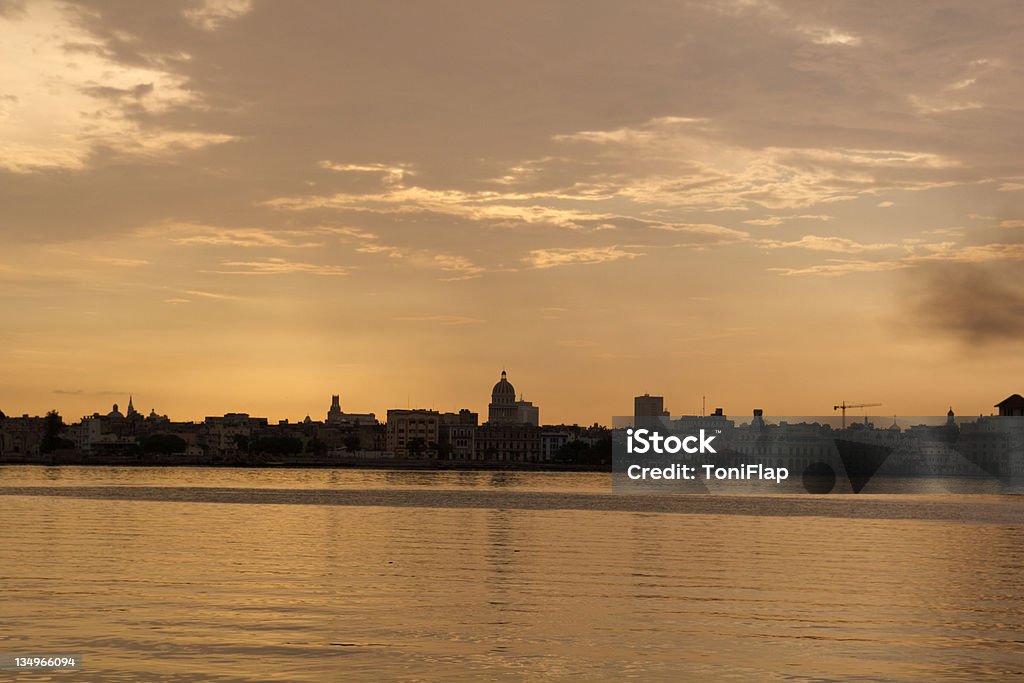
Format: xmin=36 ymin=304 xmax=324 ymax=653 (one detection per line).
xmin=1 ymin=466 xmax=1022 ymax=681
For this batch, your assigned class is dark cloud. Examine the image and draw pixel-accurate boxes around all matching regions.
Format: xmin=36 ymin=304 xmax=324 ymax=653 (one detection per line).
xmin=52 ymin=389 xmax=127 ymax=396
xmin=81 ymin=82 xmax=154 ymax=99
xmin=4 ymin=0 xmax=1023 ymax=245
xmin=0 ymin=0 xmax=25 ymax=18
xmin=906 ymin=261 xmax=1024 ymax=345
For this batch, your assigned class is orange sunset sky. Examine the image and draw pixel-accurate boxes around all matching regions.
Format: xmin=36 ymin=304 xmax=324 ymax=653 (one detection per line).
xmin=2 ymin=0 xmax=1023 ymax=424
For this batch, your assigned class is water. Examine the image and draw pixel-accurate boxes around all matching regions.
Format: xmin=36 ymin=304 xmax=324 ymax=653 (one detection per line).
xmin=1 ymin=467 xmax=1022 ymax=681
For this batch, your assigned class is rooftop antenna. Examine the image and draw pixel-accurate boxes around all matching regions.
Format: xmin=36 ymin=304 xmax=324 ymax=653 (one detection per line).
xmin=702 ymin=395 xmax=706 ymax=417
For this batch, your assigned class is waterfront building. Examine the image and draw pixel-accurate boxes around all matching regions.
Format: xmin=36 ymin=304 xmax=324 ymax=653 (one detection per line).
xmin=634 ymin=394 xmax=669 ymax=418
xmin=386 ymin=409 xmax=440 ymax=457
xmin=487 ymin=371 xmax=519 ymax=424
xmin=326 ymin=394 xmax=378 ymax=426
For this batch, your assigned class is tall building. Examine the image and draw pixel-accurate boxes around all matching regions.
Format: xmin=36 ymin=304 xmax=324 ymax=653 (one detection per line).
xmin=515 ymin=397 xmax=539 ymax=426
xmin=439 ymin=409 xmax=478 ymax=460
xmin=327 ymin=395 xmax=343 ymax=423
xmin=126 ymin=395 xmax=142 ymax=420
xmin=386 ymin=409 xmax=440 ymax=457
xmin=634 ymin=394 xmax=669 ymax=418
xmin=487 ymin=370 xmax=519 ymax=424
xmin=326 ymin=394 xmax=377 ymax=426
xmin=476 ymin=423 xmax=541 ymax=462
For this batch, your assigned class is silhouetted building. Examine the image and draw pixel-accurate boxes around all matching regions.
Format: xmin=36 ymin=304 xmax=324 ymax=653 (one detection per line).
xmin=540 ymin=427 xmax=573 ymax=461
xmin=204 ymin=413 xmax=269 ymax=454
xmin=386 ymin=409 xmax=439 ymax=457
xmin=439 ymin=409 xmax=478 ymax=460
xmin=327 ymin=395 xmax=343 ymax=423
xmin=126 ymin=396 xmax=141 ymax=420
xmin=996 ymin=394 xmax=1024 ymax=417
xmin=634 ymin=394 xmax=669 ymax=418
xmin=476 ymin=423 xmax=541 ymax=462
xmin=515 ymin=397 xmax=539 ymax=426
xmin=488 ymin=370 xmax=519 ymax=424
xmin=326 ymin=393 xmax=377 ymax=426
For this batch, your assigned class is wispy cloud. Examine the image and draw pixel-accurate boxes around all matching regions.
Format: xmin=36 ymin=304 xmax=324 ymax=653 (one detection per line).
xmin=210 ymin=258 xmax=348 ymax=275
xmin=770 ymin=259 xmax=907 ymax=276
xmin=526 ymin=246 xmax=642 ymax=269
xmin=94 ymin=256 xmax=149 ymax=267
xmin=394 ymin=315 xmax=484 ymax=325
xmin=184 ymin=0 xmax=253 ymax=31
xmin=184 ymin=289 xmax=238 ymax=300
xmin=169 ymin=226 xmax=325 ymax=249
xmin=52 ymin=388 xmax=127 ymax=396
xmin=759 ymin=235 xmax=897 ymax=253
xmin=0 ymin=2 xmax=234 ymax=172
xmin=772 ymin=241 xmax=1024 ymax=276
xmin=744 ymin=214 xmax=833 ymax=226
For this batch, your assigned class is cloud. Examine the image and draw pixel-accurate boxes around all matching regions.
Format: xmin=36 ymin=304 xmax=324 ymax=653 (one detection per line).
xmin=525 ymin=246 xmax=642 ymax=269
xmin=433 ymin=254 xmax=484 ymax=281
xmin=743 ymin=214 xmax=833 ymax=226
xmin=549 ymin=117 xmax=969 ymax=211
xmin=770 ymin=259 xmax=906 ymax=277
xmin=184 ymin=289 xmax=237 ymax=300
xmin=905 ymin=262 xmax=1024 ymax=345
xmin=52 ymin=388 xmax=126 ymax=396
xmin=802 ymin=27 xmax=862 ymax=47
xmin=759 ymin=234 xmax=897 ymax=253
xmin=645 ymin=221 xmax=748 ymax=239
xmin=266 ymin=181 xmax=620 ymax=230
xmin=0 ymin=1 xmax=235 ymax=172
xmin=908 ymin=242 xmax=1024 ymax=264
xmin=184 ymin=0 xmax=253 ymax=31
xmin=210 ymin=258 xmax=348 ymax=275
xmin=167 ymin=225 xmax=325 ymax=249
xmin=772 ymin=240 xmax=1024 ymax=276
xmin=318 ymin=160 xmax=411 ymax=185
xmin=94 ymin=256 xmax=149 ymax=267
xmin=394 ymin=315 xmax=484 ymax=325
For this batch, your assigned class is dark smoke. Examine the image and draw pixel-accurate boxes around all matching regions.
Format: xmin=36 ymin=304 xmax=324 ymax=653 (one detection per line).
xmin=906 ymin=262 xmax=1024 ymax=345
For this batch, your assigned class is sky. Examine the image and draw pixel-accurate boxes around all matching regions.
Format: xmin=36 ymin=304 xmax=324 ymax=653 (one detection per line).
xmin=1 ymin=0 xmax=1023 ymax=424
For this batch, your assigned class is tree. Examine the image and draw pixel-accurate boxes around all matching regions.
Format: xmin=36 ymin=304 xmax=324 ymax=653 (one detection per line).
xmin=554 ymin=437 xmax=612 ymax=469
xmin=554 ymin=440 xmax=591 ymax=464
xmin=343 ymin=434 xmax=361 ymax=453
xmin=252 ymin=435 xmax=303 ymax=456
xmin=40 ymin=410 xmax=73 ymax=454
xmin=140 ymin=434 xmax=187 ymax=455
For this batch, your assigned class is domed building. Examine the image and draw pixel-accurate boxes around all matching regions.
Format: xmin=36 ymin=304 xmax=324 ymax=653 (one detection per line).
xmin=486 ymin=370 xmax=540 ymax=426
xmin=487 ymin=370 xmax=518 ymax=424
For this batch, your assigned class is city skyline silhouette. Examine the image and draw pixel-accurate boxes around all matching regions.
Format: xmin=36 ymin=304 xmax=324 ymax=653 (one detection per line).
xmin=2 ymin=1 xmax=1023 ymax=425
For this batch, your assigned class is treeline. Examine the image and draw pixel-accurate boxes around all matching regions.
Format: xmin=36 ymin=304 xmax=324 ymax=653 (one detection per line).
xmin=553 ymin=436 xmax=612 ymax=469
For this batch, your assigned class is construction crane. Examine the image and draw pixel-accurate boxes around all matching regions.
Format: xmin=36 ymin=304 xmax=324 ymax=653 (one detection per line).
xmin=833 ymin=401 xmax=882 ymax=429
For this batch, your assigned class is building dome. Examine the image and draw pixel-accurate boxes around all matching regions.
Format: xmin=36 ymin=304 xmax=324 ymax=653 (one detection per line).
xmin=491 ymin=370 xmax=516 ymax=401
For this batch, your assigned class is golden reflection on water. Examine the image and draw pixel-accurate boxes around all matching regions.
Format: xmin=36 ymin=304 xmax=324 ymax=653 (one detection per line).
xmin=1 ymin=468 xmax=1022 ymax=681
